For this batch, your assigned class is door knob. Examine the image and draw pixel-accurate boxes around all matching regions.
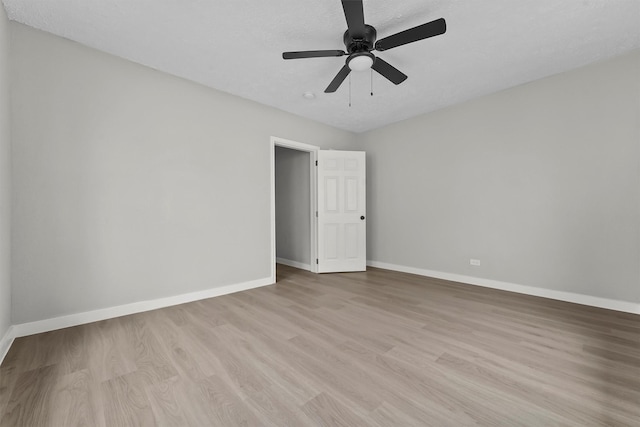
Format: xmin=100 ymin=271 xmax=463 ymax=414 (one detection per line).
xmin=360 ymin=216 xmax=365 ymax=220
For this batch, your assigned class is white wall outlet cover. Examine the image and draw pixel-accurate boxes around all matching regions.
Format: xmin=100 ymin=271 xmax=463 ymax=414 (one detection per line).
xmin=470 ymin=259 xmax=481 ymax=266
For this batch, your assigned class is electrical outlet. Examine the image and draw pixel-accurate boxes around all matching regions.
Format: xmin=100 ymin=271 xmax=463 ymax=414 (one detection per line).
xmin=470 ymin=259 xmax=481 ymax=266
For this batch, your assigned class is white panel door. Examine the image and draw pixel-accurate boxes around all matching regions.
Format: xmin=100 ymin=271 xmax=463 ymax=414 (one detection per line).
xmin=317 ymin=150 xmax=366 ymax=273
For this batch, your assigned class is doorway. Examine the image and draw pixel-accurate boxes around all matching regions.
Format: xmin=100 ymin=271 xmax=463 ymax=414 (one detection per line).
xmin=270 ymin=137 xmax=319 ymax=282
xmin=270 ymin=137 xmax=367 ymax=282
xmin=275 ymin=147 xmax=312 ymax=269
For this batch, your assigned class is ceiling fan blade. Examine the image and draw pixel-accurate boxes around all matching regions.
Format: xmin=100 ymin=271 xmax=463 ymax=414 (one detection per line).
xmin=371 ymin=57 xmax=407 ymax=85
xmin=375 ymin=18 xmax=446 ymax=51
xmin=325 ymin=65 xmax=351 ymax=93
xmin=341 ymin=0 xmax=366 ymax=38
xmin=283 ymin=50 xmax=346 ymax=60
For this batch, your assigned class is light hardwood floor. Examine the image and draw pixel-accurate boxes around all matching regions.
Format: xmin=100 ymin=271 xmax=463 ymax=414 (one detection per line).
xmin=1 ymin=265 xmax=639 ymax=426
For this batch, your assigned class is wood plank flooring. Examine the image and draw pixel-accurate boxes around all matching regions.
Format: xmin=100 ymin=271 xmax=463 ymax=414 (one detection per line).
xmin=1 ymin=265 xmax=639 ymax=426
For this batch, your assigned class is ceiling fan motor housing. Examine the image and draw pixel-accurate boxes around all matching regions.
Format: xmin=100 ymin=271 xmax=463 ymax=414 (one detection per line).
xmin=343 ymin=24 xmax=377 ymax=53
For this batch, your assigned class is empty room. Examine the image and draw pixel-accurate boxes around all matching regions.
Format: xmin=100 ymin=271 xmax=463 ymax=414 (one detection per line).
xmin=1 ymin=0 xmax=639 ymax=426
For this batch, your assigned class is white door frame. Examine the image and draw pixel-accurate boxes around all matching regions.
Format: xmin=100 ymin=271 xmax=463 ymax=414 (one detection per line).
xmin=270 ymin=136 xmax=319 ymax=282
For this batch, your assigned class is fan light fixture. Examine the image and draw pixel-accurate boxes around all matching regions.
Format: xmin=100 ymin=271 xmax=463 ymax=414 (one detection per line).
xmin=348 ymin=53 xmax=374 ymax=71
xmin=282 ymin=0 xmax=447 ymax=93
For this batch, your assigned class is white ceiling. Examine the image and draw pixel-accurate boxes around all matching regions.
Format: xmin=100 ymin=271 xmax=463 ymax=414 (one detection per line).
xmin=3 ymin=0 xmax=640 ymax=133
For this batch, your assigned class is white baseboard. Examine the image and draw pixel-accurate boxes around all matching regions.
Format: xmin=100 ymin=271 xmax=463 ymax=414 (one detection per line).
xmin=0 ymin=325 xmax=16 ymax=365
xmin=276 ymin=257 xmax=312 ymax=272
xmin=9 ymin=276 xmax=274 ymax=342
xmin=367 ymin=260 xmax=640 ymax=315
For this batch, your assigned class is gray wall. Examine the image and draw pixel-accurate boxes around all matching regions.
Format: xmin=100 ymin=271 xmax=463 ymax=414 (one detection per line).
xmin=0 ymin=5 xmax=11 ymax=340
xmin=275 ymin=146 xmax=311 ymax=267
xmin=6 ymin=20 xmax=639 ymax=328
xmin=10 ymin=23 xmax=355 ymax=324
xmin=357 ymin=50 xmax=640 ymax=303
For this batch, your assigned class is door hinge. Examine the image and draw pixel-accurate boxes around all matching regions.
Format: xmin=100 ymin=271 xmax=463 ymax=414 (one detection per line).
xmin=315 ymin=160 xmax=318 ymax=166
xmin=316 ymin=259 xmax=319 ymax=264
xmin=315 ymin=211 xmax=318 ymax=217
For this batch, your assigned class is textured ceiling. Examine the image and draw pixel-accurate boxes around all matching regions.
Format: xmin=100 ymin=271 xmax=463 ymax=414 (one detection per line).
xmin=3 ymin=0 xmax=640 ymax=133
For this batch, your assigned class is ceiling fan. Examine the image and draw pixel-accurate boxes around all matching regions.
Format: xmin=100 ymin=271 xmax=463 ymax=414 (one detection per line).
xmin=282 ymin=0 xmax=446 ymax=93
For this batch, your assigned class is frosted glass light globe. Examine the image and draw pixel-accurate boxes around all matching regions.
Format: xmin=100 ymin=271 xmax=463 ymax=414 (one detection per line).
xmin=348 ymin=54 xmax=374 ymax=71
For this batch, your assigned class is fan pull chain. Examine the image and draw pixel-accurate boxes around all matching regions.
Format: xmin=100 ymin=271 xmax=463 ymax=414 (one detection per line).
xmin=349 ymin=74 xmax=352 ymax=107
xmin=370 ymin=69 xmax=373 ymax=96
